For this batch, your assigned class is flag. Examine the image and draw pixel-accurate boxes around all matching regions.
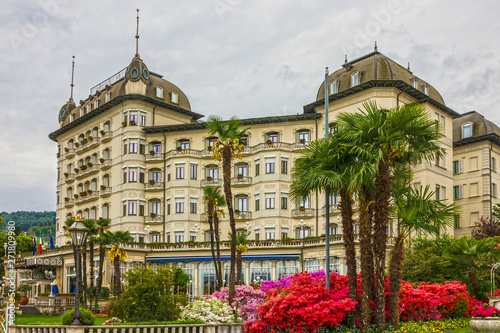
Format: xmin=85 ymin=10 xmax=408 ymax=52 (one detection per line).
xmin=38 ymin=237 xmax=43 ymax=255
xmin=40 ymin=232 xmax=44 ymax=247
xmin=32 ymin=236 xmax=36 ymax=255
xmin=50 ymin=231 xmax=54 ymax=250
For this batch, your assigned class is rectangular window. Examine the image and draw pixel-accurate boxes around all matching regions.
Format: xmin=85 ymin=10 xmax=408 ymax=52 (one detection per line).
xmin=255 ymin=229 xmax=260 ymax=241
xmin=190 ymin=164 xmax=197 ymax=180
xmin=255 ymin=194 xmax=260 ymax=211
xmin=493 ymin=157 xmax=497 ymax=172
xmin=180 ymin=140 xmax=190 ymax=150
xmin=175 ymin=232 xmax=184 ymax=243
xmin=454 ymin=215 xmax=460 ymax=228
xmin=268 ymin=133 xmax=278 ymax=143
xmin=166 ymin=232 xmax=171 ymax=243
xmin=435 ymin=184 xmax=441 ymax=201
xmin=140 ymin=114 xmax=146 ymax=126
xmin=129 ymin=168 xmax=137 ymax=182
xmin=265 ymin=158 xmax=275 ymax=174
xmin=175 ymin=199 xmax=184 ymax=213
xmin=453 ymin=160 xmax=463 ymax=174
xmin=139 ymin=203 xmax=144 ymax=216
xmin=255 ymin=160 xmax=260 ymax=176
xmin=265 ymin=228 xmax=275 ymax=240
xmin=190 ymin=231 xmax=197 ymax=241
xmin=129 ymin=113 xmax=138 ymax=125
xmin=281 ymin=228 xmax=288 ymax=240
xmin=129 ymin=139 xmax=138 ymax=153
xmin=176 ymin=165 xmax=185 ymax=179
xmin=190 ymin=198 xmax=197 ymax=214
xmin=139 ymin=142 xmax=145 ymax=155
xmin=493 ymin=183 xmax=498 ymax=197
xmin=463 ymin=124 xmax=472 ymax=138
xmin=281 ymin=194 xmax=287 ymax=209
xmin=470 ymin=182 xmax=479 ymax=197
xmin=139 ymin=170 xmax=145 ymax=183
xmin=470 ymin=156 xmax=479 ymax=170
xmin=330 ymin=81 xmax=338 ymax=94
xmin=167 ymin=200 xmax=171 ymax=215
xmin=281 ymin=159 xmax=288 ymax=174
xmin=128 ymin=201 xmax=137 ymax=215
xmin=265 ymin=193 xmax=275 ymax=209
xmin=453 ymin=185 xmax=463 ymax=200
xmin=152 ymin=171 xmax=161 ymax=182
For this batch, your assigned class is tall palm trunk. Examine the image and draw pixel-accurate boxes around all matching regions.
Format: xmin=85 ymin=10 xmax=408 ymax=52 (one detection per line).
xmin=339 ymin=188 xmax=357 ymax=327
xmin=389 ymin=234 xmax=405 ymax=327
xmin=113 ymin=255 xmax=121 ymax=297
xmin=236 ymin=250 xmax=242 ymax=284
xmin=221 ymin=145 xmax=236 ymax=304
xmin=94 ymin=245 xmax=105 ymax=308
xmin=207 ymin=203 xmax=221 ymax=290
xmin=214 ymin=215 xmax=223 ymax=288
xmin=82 ymin=244 xmax=87 ymax=308
xmin=373 ymin=161 xmax=391 ymax=328
xmin=89 ymin=240 xmax=95 ymax=305
xmin=359 ymin=187 xmax=375 ymax=329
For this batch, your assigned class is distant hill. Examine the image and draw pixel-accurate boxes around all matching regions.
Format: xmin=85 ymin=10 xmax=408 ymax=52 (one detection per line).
xmin=0 ymin=211 xmax=56 ymax=234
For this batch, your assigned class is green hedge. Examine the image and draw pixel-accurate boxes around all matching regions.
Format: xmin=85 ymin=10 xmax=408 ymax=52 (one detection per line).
xmin=62 ymin=307 xmax=95 ymax=325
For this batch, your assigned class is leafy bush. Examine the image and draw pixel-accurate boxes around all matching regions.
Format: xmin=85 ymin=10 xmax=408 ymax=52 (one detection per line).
xmin=62 ymin=307 xmax=95 ymax=325
xmin=87 ymin=286 xmax=110 ymax=299
xmin=205 ymin=284 xmax=265 ymax=321
xmin=107 ymin=266 xmax=187 ymax=322
xmin=180 ymin=299 xmax=236 ymax=324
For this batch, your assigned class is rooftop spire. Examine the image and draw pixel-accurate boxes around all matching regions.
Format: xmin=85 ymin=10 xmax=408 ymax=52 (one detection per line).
xmin=344 ymin=54 xmax=348 ymax=63
xmin=69 ymin=56 xmax=75 ymax=102
xmin=407 ymin=62 xmax=411 ymax=71
xmin=135 ymin=9 xmax=140 ymax=58
xmin=374 ymin=41 xmax=378 ymax=51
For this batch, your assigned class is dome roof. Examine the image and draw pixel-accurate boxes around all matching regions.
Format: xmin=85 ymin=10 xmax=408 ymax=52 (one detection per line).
xmin=125 ymin=56 xmax=151 ymax=84
xmin=58 ymin=100 xmax=76 ymax=123
xmin=453 ymin=111 xmax=500 ymax=142
xmin=315 ymin=51 xmax=445 ymax=105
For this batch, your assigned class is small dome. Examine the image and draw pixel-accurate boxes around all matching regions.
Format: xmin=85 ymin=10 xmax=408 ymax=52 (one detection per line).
xmin=125 ymin=56 xmax=151 ymax=84
xmin=58 ymin=100 xmax=76 ymax=122
xmin=316 ymin=51 xmax=445 ymax=105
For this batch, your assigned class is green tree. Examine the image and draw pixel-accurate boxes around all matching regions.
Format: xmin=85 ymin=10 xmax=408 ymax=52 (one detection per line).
xmin=388 ymin=170 xmax=456 ymax=326
xmin=94 ymin=218 xmax=111 ymax=309
xmin=228 ymin=231 xmax=249 ymax=285
xmin=202 ymin=186 xmax=226 ymax=289
xmin=206 ymin=115 xmax=248 ymax=304
xmin=290 ymin=136 xmax=358 ymax=323
xmin=337 ymin=101 xmax=442 ymax=328
xmin=107 ymin=266 xmax=186 ymax=322
xmin=106 ymin=230 xmax=133 ymax=297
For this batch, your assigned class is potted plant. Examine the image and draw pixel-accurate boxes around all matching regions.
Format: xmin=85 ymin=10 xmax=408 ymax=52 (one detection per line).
xmin=130 ymin=120 xmax=136 ymax=125
xmin=176 ymin=146 xmax=182 ymax=151
xmin=207 ymin=146 xmax=213 ymax=151
xmin=150 ymin=213 xmax=157 ymax=218
xmin=87 ymin=189 xmax=93 ymax=195
xmin=88 ymin=162 xmax=93 ymax=167
xmin=64 ymin=197 xmax=70 ymax=202
xmin=470 ymin=304 xmax=500 ymax=332
xmin=122 ymin=121 xmax=127 ymax=127
xmin=65 ymin=147 xmax=69 ymax=152
xmin=266 ymin=139 xmax=272 ymax=144
xmin=99 ymin=158 xmax=105 ymax=163
xmin=235 ymin=209 xmax=241 ymax=214
xmin=57 ymin=153 xmax=61 ymax=158
xmin=299 ymin=138 xmax=306 ymax=144
xmin=299 ymin=206 xmax=305 ymax=211
xmin=149 ymin=180 xmax=156 ymax=185
xmin=74 ymin=168 xmax=79 ymax=173
xmin=237 ymin=174 xmax=243 ymax=179
xmin=88 ymin=136 xmax=93 ymax=141
xmin=80 ymin=165 xmax=87 ymax=170
xmin=75 ymin=142 xmax=80 ymax=147
xmin=82 ymin=138 xmax=87 ymax=144
xmin=100 ymin=185 xmax=106 ymax=190
xmin=64 ymin=172 xmax=69 ymax=177
xmin=100 ymin=130 xmax=105 ymax=135
xmin=149 ymin=150 xmax=155 ymax=155
xmin=80 ymin=191 xmax=87 ymax=197
xmin=74 ymin=194 xmax=79 ymax=199
xmin=206 ymin=176 xmax=213 ymax=181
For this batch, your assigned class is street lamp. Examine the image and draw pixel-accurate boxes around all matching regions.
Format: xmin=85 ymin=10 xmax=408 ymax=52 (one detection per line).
xmin=192 ymin=224 xmax=201 ymax=241
xmin=298 ymin=219 xmax=306 ymax=239
xmin=144 ymin=226 xmax=151 ymax=243
xmin=68 ymin=216 xmax=88 ymax=326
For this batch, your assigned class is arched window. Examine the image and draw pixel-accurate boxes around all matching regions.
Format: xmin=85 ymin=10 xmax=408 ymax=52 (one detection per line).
xmin=102 ymin=203 xmax=110 ymax=219
xmin=156 ymin=86 xmax=164 ymax=99
xmin=266 ymin=132 xmax=279 ymax=143
xmin=171 ymin=91 xmax=178 ymax=104
xmin=351 ymin=72 xmax=361 ymax=87
xmin=103 ymin=121 xmax=111 ymax=132
xmin=330 ymin=80 xmax=339 ymax=94
xmin=90 ymin=206 xmax=97 ymax=220
xmin=177 ymin=139 xmax=190 ymax=150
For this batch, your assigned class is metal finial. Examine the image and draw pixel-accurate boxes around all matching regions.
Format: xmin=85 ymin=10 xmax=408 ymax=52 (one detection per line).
xmin=325 ymin=67 xmax=329 ymax=75
xmin=135 ymin=9 xmax=140 ymax=58
xmin=374 ymin=41 xmax=378 ymax=51
xmin=344 ymin=54 xmax=348 ymax=63
xmin=70 ymin=56 xmax=75 ymax=102
xmin=407 ymin=62 xmax=411 ymax=71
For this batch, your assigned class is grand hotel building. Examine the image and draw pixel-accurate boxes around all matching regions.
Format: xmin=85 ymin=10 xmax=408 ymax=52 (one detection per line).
xmin=12 ymin=45 xmax=500 ymax=298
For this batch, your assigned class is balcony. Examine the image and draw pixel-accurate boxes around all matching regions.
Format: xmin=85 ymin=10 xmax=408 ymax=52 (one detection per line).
xmin=65 ymin=148 xmax=75 ymax=158
xmin=234 ymin=211 xmax=252 ymax=220
xmin=146 ymin=153 xmax=163 ymax=163
xmin=201 ymin=178 xmax=222 ymax=186
xmin=64 ymin=174 xmax=75 ymax=183
xmin=75 ymin=191 xmax=99 ymax=205
xmin=86 ymin=137 xmax=100 ymax=150
xmin=100 ymin=131 xmax=112 ymax=143
xmin=253 ymin=141 xmax=293 ymax=153
xmin=202 ymin=148 xmax=214 ymax=158
xmin=146 ymin=181 xmax=164 ymax=191
xmin=145 ymin=215 xmax=164 ymax=224
xmin=166 ymin=149 xmax=201 ymax=158
xmin=231 ymin=176 xmax=252 ymax=186
xmin=64 ymin=198 xmax=74 ymax=208
xmin=100 ymin=187 xmax=112 ymax=197
xmin=291 ymin=208 xmax=315 ymax=218
xmin=76 ymin=164 xmax=100 ymax=179
xmin=100 ymin=159 xmax=112 ymax=170
xmin=321 ymin=204 xmax=340 ymax=215
xmin=293 ymin=141 xmax=309 ymax=150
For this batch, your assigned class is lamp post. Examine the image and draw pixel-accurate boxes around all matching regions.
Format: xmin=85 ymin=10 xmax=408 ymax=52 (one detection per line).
xmin=298 ymin=219 xmax=306 ymax=239
xmin=192 ymin=224 xmax=201 ymax=241
xmin=68 ymin=216 xmax=89 ymax=326
xmin=144 ymin=226 xmax=151 ymax=243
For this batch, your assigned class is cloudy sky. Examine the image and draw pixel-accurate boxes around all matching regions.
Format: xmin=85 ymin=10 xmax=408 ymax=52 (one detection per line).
xmin=1 ymin=0 xmax=499 ymax=213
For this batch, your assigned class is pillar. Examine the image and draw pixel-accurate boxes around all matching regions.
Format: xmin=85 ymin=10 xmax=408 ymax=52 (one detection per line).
xmin=245 ymin=261 xmax=250 ymax=285
xmin=194 ymin=262 xmax=199 ymax=298
xmin=271 ymin=260 xmax=277 ymax=281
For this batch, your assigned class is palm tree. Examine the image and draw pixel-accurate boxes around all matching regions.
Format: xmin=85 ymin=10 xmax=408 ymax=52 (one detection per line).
xmin=206 ymin=115 xmax=249 ymax=304
xmin=290 ymin=136 xmax=358 ymax=322
xmin=93 ymin=218 xmax=110 ymax=309
xmin=229 ymin=231 xmax=249 ymax=284
xmin=83 ymin=219 xmax=98 ymax=308
xmin=338 ymin=101 xmax=443 ymax=328
xmin=107 ymin=230 xmax=133 ymax=297
xmin=388 ymin=167 xmax=456 ymax=326
xmin=203 ymin=186 xmax=226 ymax=289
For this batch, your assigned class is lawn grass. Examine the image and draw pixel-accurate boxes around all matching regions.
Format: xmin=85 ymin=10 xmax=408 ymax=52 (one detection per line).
xmin=449 ymin=328 xmax=472 ymax=333
xmin=14 ymin=314 xmax=109 ymax=326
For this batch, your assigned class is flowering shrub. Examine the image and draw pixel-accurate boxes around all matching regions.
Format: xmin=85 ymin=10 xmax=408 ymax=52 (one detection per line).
xmin=180 ymin=299 xmax=238 ymax=324
xmin=102 ymin=317 xmax=122 ymax=325
xmin=471 ymin=304 xmax=500 ymax=317
xmin=491 ymin=289 xmax=500 ymax=297
xmin=261 ymin=270 xmax=327 ymax=292
xmin=246 ymin=272 xmax=356 ymax=332
xmin=206 ymin=284 xmax=265 ymax=321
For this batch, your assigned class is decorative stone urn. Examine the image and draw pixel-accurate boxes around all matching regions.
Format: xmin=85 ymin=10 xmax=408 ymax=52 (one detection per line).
xmin=470 ymin=317 xmax=500 ymax=333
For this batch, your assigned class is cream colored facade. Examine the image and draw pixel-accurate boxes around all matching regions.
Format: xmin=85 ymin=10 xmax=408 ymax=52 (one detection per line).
xmin=27 ymin=48 xmax=491 ymax=297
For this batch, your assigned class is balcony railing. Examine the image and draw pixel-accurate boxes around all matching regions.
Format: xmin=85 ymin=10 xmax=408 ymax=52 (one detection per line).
xmin=100 ymin=187 xmax=112 ymax=197
xmin=253 ymin=141 xmax=293 ymax=153
xmin=100 ymin=159 xmax=111 ymax=170
xmin=321 ymin=204 xmax=340 ymax=215
xmin=146 ymin=181 xmax=164 ymax=191
xmin=64 ymin=174 xmax=75 ymax=183
xmin=76 ymin=164 xmax=100 ymax=179
xmin=234 ymin=211 xmax=252 ymax=220
xmin=166 ymin=149 xmax=201 ymax=158
xmin=201 ymin=178 xmax=222 ymax=186
xmin=64 ymin=199 xmax=74 ymax=208
xmin=146 ymin=153 xmax=163 ymax=162
xmin=90 ymin=67 xmax=127 ymax=95
xmin=145 ymin=215 xmax=164 ymax=224
xmin=100 ymin=131 xmax=112 ymax=142
xmin=231 ymin=176 xmax=252 ymax=186
xmin=291 ymin=208 xmax=315 ymax=218
xmin=202 ymin=149 xmax=214 ymax=158
xmin=75 ymin=191 xmax=99 ymax=204
xmin=65 ymin=148 xmax=75 ymax=158
xmin=293 ymin=141 xmax=309 ymax=149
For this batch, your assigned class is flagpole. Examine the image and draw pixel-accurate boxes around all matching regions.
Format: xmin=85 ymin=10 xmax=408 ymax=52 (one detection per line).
xmin=324 ymin=67 xmax=330 ymax=290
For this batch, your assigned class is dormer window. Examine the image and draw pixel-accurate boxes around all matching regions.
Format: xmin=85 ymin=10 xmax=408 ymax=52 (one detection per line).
xmin=105 ymin=92 xmax=112 ymax=103
xmin=94 ymin=99 xmax=99 ymax=109
xmin=463 ymin=123 xmax=473 ymax=139
xmin=70 ymin=113 xmax=75 ymax=122
xmin=330 ymin=80 xmax=339 ymax=94
xmin=410 ymin=77 xmax=418 ymax=88
xmin=422 ymin=84 xmax=428 ymax=95
xmin=351 ymin=72 xmax=360 ymax=87
xmin=156 ymin=87 xmax=164 ymax=99
xmin=171 ymin=92 xmax=179 ymax=104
